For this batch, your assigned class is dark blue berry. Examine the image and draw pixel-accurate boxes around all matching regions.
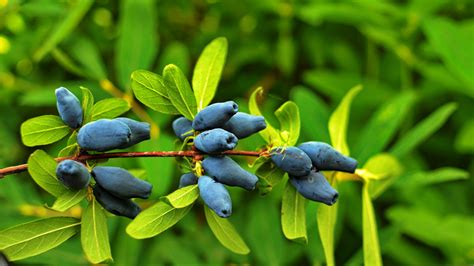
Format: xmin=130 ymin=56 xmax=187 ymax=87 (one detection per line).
xmin=270 ymin=146 xmax=313 ymax=177
xmin=172 ymin=117 xmax=193 ymax=141
xmin=192 ymin=101 xmax=238 ymax=131
xmin=179 ymin=173 xmax=198 ymax=188
xmin=55 ymin=87 xmax=83 ymax=128
xmin=194 ymin=128 xmax=238 ymax=153
xmin=290 ymin=170 xmax=339 ymax=206
xmin=115 ymin=117 xmax=150 ymax=147
xmin=56 ymin=160 xmax=90 ymax=190
xmin=202 ymin=156 xmax=258 ymax=190
xmin=198 ymin=175 xmax=232 ymax=218
xmin=298 ymin=142 xmax=358 ymax=173
xmin=77 ymin=119 xmax=131 ymax=152
xmin=93 ymin=184 xmax=141 ymax=219
xmin=222 ymin=112 xmax=267 ymax=139
xmin=92 ymin=166 xmax=152 ymax=199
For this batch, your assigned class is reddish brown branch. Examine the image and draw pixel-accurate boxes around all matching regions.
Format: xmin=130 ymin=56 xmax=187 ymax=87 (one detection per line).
xmin=0 ymin=150 xmax=264 ymax=179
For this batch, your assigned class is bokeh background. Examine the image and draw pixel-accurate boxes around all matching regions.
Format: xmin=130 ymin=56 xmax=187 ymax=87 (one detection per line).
xmin=0 ymin=0 xmax=473 ymax=264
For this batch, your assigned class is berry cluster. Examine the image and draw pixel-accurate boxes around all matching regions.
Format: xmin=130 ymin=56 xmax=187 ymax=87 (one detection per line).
xmin=172 ymin=101 xmax=266 ymax=218
xmin=55 ymin=87 xmax=153 ymax=218
xmin=270 ymin=142 xmax=358 ymax=205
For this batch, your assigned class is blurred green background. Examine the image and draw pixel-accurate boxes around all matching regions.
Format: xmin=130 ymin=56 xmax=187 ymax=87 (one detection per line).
xmin=0 ymin=0 xmax=473 ymax=265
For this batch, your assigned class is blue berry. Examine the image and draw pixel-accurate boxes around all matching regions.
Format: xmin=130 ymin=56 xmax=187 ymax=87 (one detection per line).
xmin=77 ymin=119 xmax=131 ymax=152
xmin=92 ymin=166 xmax=152 ymax=199
xmin=289 ymin=170 xmax=339 ymax=205
xmin=198 ymin=175 xmax=232 ymax=218
xmin=93 ymin=184 xmax=141 ymax=219
xmin=194 ymin=128 xmax=238 ymax=153
xmin=202 ymin=156 xmax=258 ymax=190
xmin=192 ymin=101 xmax=238 ymax=131
xmin=115 ymin=117 xmax=150 ymax=147
xmin=222 ymin=112 xmax=267 ymax=139
xmin=172 ymin=117 xmax=193 ymax=140
xmin=56 ymin=160 xmax=90 ymax=190
xmin=270 ymin=146 xmax=313 ymax=177
xmin=55 ymin=87 xmax=83 ymax=128
xmin=179 ymin=173 xmax=198 ymax=188
xmin=298 ymin=142 xmax=358 ymax=173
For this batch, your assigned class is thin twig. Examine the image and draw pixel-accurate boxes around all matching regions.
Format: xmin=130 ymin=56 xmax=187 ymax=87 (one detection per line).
xmin=0 ymin=150 xmax=264 ymax=178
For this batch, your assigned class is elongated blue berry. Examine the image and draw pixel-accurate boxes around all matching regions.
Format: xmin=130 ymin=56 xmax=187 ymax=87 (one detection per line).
xmin=56 ymin=160 xmax=90 ymax=190
xmin=93 ymin=184 xmax=141 ymax=219
xmin=77 ymin=119 xmax=131 ymax=152
xmin=115 ymin=117 xmax=150 ymax=147
xmin=202 ymin=156 xmax=258 ymax=190
xmin=290 ymin=170 xmax=338 ymax=205
xmin=270 ymin=146 xmax=313 ymax=177
xmin=222 ymin=112 xmax=267 ymax=139
xmin=92 ymin=166 xmax=152 ymax=199
xmin=179 ymin=173 xmax=198 ymax=188
xmin=198 ymin=176 xmax=232 ymax=218
xmin=298 ymin=141 xmax=358 ymax=173
xmin=194 ymin=128 xmax=238 ymax=153
xmin=55 ymin=87 xmax=83 ymax=128
xmin=192 ymin=101 xmax=238 ymax=131
xmin=172 ymin=117 xmax=193 ymax=140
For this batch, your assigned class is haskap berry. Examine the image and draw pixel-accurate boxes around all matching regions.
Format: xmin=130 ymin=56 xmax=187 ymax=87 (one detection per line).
xmin=270 ymin=146 xmax=313 ymax=177
xmin=290 ymin=170 xmax=339 ymax=206
xmin=202 ymin=156 xmax=258 ymax=190
xmin=77 ymin=119 xmax=131 ymax=152
xmin=179 ymin=173 xmax=198 ymax=188
xmin=298 ymin=141 xmax=358 ymax=173
xmin=93 ymin=184 xmax=141 ymax=219
xmin=222 ymin=112 xmax=267 ymax=139
xmin=92 ymin=166 xmax=152 ymax=199
xmin=198 ymin=175 xmax=232 ymax=218
xmin=115 ymin=117 xmax=151 ymax=147
xmin=56 ymin=160 xmax=91 ymax=190
xmin=194 ymin=128 xmax=238 ymax=153
xmin=55 ymin=87 xmax=83 ymax=128
xmin=172 ymin=117 xmax=193 ymax=141
xmin=192 ymin=101 xmax=238 ymax=131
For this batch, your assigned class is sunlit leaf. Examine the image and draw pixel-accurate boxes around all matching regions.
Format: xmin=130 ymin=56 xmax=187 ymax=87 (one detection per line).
xmin=281 ymin=182 xmax=307 ymax=243
xmin=81 ymin=199 xmax=112 ymax=264
xmin=21 ymin=115 xmax=70 ymax=147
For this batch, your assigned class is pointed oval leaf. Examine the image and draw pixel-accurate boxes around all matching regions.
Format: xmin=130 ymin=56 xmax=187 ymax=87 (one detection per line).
xmin=126 ymin=201 xmax=192 ymax=239
xmin=51 ymin=188 xmax=87 ymax=212
xmin=0 ymin=217 xmax=80 ymax=261
xmin=161 ymin=185 xmax=199 ymax=208
xmin=81 ymin=86 xmax=94 ymax=124
xmin=317 ymin=174 xmax=338 ymax=266
xmin=91 ymin=98 xmax=131 ymax=120
xmin=193 ymin=37 xmax=228 ymax=110
xmin=131 ymin=70 xmax=179 ymax=114
xmin=204 ymin=205 xmax=250 ymax=255
xmin=275 ymin=101 xmax=300 ymax=146
xmin=281 ymin=182 xmax=307 ymax=243
xmin=81 ymin=199 xmax=112 ymax=264
xmin=28 ymin=150 xmax=66 ymax=197
xmin=329 ymin=85 xmax=362 ymax=156
xmin=163 ymin=64 xmax=197 ymax=120
xmin=249 ymin=87 xmax=280 ymax=144
xmin=21 ymin=115 xmax=70 ymax=147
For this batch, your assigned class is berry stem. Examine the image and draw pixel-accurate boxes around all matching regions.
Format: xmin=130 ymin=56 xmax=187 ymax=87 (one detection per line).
xmin=0 ymin=150 xmax=264 ymax=178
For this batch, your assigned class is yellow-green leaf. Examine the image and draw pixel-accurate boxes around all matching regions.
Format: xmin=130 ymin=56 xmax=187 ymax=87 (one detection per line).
xmin=249 ymin=87 xmax=280 ymax=144
xmin=163 ymin=64 xmax=197 ymax=120
xmin=275 ymin=101 xmax=300 ymax=146
xmin=91 ymin=98 xmax=131 ymax=120
xmin=51 ymin=188 xmax=87 ymax=212
xmin=362 ymin=182 xmax=382 ymax=266
xmin=161 ymin=185 xmax=199 ymax=208
xmin=317 ymin=174 xmax=338 ymax=266
xmin=281 ymin=182 xmax=307 ymax=243
xmin=81 ymin=86 xmax=94 ymax=124
xmin=21 ymin=115 xmax=70 ymax=147
xmin=81 ymin=199 xmax=112 ymax=264
xmin=27 ymin=150 xmax=66 ymax=197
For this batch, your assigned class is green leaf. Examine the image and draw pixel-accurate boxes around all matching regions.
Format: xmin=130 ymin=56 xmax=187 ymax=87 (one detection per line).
xmin=163 ymin=64 xmax=197 ymax=120
xmin=423 ymin=18 xmax=474 ymax=90
xmin=81 ymin=199 xmax=113 ymax=264
xmin=455 ymin=119 xmax=474 ymax=154
xmin=130 ymin=70 xmax=179 ymax=114
xmin=354 ymin=92 xmax=416 ymax=163
xmin=50 ymin=188 xmax=87 ymax=212
xmin=0 ymin=217 xmax=80 ymax=261
xmin=33 ymin=0 xmax=94 ymax=61
xmin=281 ymin=182 xmax=307 ymax=243
xmin=81 ymin=86 xmax=94 ymax=124
xmin=317 ymin=174 xmax=338 ymax=266
xmin=21 ymin=115 xmax=70 ymax=147
xmin=362 ymin=182 xmax=382 ymax=266
xmin=91 ymin=98 xmax=131 ymax=120
xmin=255 ymin=160 xmax=286 ymax=195
xmin=193 ymin=37 xmax=228 ymax=110
xmin=126 ymin=201 xmax=192 ymax=239
xmin=204 ymin=205 xmax=250 ymax=255
xmin=27 ymin=150 xmax=66 ymax=197
xmin=68 ymin=36 xmax=107 ymax=80
xmin=249 ymin=87 xmax=281 ymax=144
xmin=275 ymin=101 xmax=300 ymax=146
xmin=390 ymin=103 xmax=457 ymax=157
xmin=161 ymin=185 xmax=199 ymax=208
xmin=396 ymin=167 xmax=469 ymax=188
xmin=58 ymin=144 xmax=79 ymax=157
xmin=329 ymin=85 xmax=362 ymax=155
xmin=115 ymin=0 xmax=158 ymax=87
xmin=358 ymin=153 xmax=402 ymax=199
